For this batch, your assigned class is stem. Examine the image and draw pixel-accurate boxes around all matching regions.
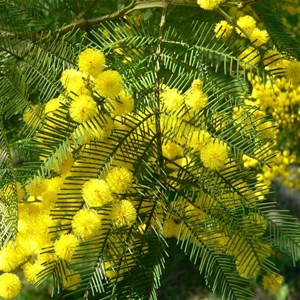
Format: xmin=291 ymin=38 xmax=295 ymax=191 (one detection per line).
xmin=154 ymin=0 xmax=172 ymax=180
xmin=56 ymin=0 xmax=138 ymax=35
xmin=75 ymin=0 xmax=99 ymax=21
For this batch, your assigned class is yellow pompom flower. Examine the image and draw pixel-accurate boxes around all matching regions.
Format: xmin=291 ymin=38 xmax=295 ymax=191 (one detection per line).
xmin=60 ymin=69 xmax=90 ymax=96
xmin=239 ymin=46 xmax=260 ymax=69
xmin=185 ymin=89 xmax=208 ymax=111
xmin=94 ymin=70 xmax=123 ymax=98
xmin=69 ymin=95 xmax=98 ymax=123
xmin=262 ymin=272 xmax=285 ymax=292
xmin=44 ymin=95 xmax=67 ymax=116
xmin=78 ymin=48 xmax=106 ymax=77
xmin=22 ymin=260 xmax=44 ymax=284
xmin=191 ymin=79 xmax=203 ymax=89
xmin=54 ymin=234 xmax=79 ymax=262
xmin=82 ymin=178 xmax=113 ymax=207
xmin=236 ymin=15 xmax=257 ymax=37
xmin=161 ymin=87 xmax=184 ymax=111
xmin=285 ymin=60 xmax=300 ymax=83
xmin=214 ymin=20 xmax=233 ymax=38
xmin=110 ymin=90 xmax=134 ymax=116
xmin=111 ymin=200 xmax=137 ymax=227
xmin=0 ymin=242 xmax=24 ymax=272
xmin=0 ymin=273 xmax=21 ymax=299
xmin=162 ymin=141 xmax=183 ymax=160
xmin=72 ymin=209 xmax=102 ymax=239
xmin=249 ymin=28 xmax=269 ymax=46
xmin=197 ymin=0 xmax=225 ymax=10
xmin=106 ymin=167 xmax=133 ymax=194
xmin=200 ymin=139 xmax=228 ymax=171
xmin=187 ymin=129 xmax=212 ymax=152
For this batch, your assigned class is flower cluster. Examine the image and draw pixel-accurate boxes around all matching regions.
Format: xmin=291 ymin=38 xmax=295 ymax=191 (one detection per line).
xmin=5 ymin=43 xmax=288 ymax=298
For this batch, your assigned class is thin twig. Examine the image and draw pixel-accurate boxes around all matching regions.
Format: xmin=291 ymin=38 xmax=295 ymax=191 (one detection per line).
xmin=75 ymin=0 xmax=99 ymax=21
xmin=154 ymin=0 xmax=172 ymax=179
xmin=56 ymin=0 xmax=138 ymax=35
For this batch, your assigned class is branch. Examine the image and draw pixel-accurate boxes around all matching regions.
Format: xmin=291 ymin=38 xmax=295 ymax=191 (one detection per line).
xmin=75 ymin=0 xmax=99 ymax=21
xmin=56 ymin=0 xmax=198 ymax=36
xmin=56 ymin=0 xmax=138 ymax=36
xmin=154 ymin=0 xmax=172 ymax=179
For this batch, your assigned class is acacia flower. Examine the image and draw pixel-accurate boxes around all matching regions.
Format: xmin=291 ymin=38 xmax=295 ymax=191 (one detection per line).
xmin=285 ymin=60 xmax=300 ymax=83
xmin=94 ymin=70 xmax=123 ymax=98
xmin=236 ymin=15 xmax=257 ymax=37
xmin=72 ymin=209 xmax=102 ymax=239
xmin=0 ymin=273 xmax=21 ymax=299
xmin=106 ymin=167 xmax=133 ymax=194
xmin=197 ymin=0 xmax=225 ymax=10
xmin=111 ymin=200 xmax=137 ymax=227
xmin=110 ymin=90 xmax=134 ymax=116
xmin=69 ymin=95 xmax=98 ymax=123
xmin=78 ymin=48 xmax=106 ymax=77
xmin=214 ymin=20 xmax=233 ymax=38
xmin=82 ymin=178 xmax=113 ymax=207
xmin=60 ymin=69 xmax=90 ymax=96
xmin=200 ymin=139 xmax=228 ymax=171
xmin=22 ymin=260 xmax=43 ymax=284
xmin=185 ymin=89 xmax=208 ymax=111
xmin=54 ymin=234 xmax=78 ymax=262
xmin=249 ymin=28 xmax=269 ymax=46
xmin=161 ymin=87 xmax=184 ymax=111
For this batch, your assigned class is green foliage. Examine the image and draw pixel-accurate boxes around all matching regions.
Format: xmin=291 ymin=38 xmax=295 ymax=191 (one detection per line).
xmin=0 ymin=1 xmax=300 ymax=300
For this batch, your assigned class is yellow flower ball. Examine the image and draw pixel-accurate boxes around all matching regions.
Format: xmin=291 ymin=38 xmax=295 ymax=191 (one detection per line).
xmin=72 ymin=209 xmax=102 ymax=239
xmin=94 ymin=70 xmax=123 ymax=98
xmin=110 ymin=90 xmax=134 ymax=116
xmin=185 ymin=89 xmax=208 ymax=111
xmin=162 ymin=141 xmax=183 ymax=160
xmin=22 ymin=260 xmax=44 ymax=284
xmin=200 ymin=139 xmax=228 ymax=171
xmin=69 ymin=95 xmax=98 ymax=123
xmin=161 ymin=87 xmax=184 ymax=111
xmin=285 ymin=60 xmax=300 ymax=83
xmin=236 ymin=15 xmax=257 ymax=37
xmin=78 ymin=48 xmax=106 ymax=77
xmin=54 ymin=234 xmax=79 ymax=262
xmin=44 ymin=95 xmax=67 ymax=116
xmin=187 ymin=129 xmax=212 ymax=152
xmin=82 ymin=178 xmax=113 ymax=207
xmin=60 ymin=69 xmax=90 ymax=96
xmin=249 ymin=28 xmax=269 ymax=46
xmin=0 ymin=273 xmax=21 ymax=299
xmin=197 ymin=0 xmax=225 ymax=10
xmin=106 ymin=167 xmax=133 ymax=194
xmin=111 ymin=200 xmax=137 ymax=227
xmin=0 ymin=243 xmax=24 ymax=272
xmin=214 ymin=20 xmax=233 ymax=38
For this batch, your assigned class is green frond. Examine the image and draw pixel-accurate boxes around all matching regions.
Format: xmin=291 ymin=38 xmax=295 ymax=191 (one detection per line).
xmin=260 ymin=207 xmax=300 ymax=263
xmin=253 ymin=1 xmax=300 ymax=60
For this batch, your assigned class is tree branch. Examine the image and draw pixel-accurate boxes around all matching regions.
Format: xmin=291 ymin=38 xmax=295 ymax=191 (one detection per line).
xmin=56 ymin=0 xmax=138 ymax=35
